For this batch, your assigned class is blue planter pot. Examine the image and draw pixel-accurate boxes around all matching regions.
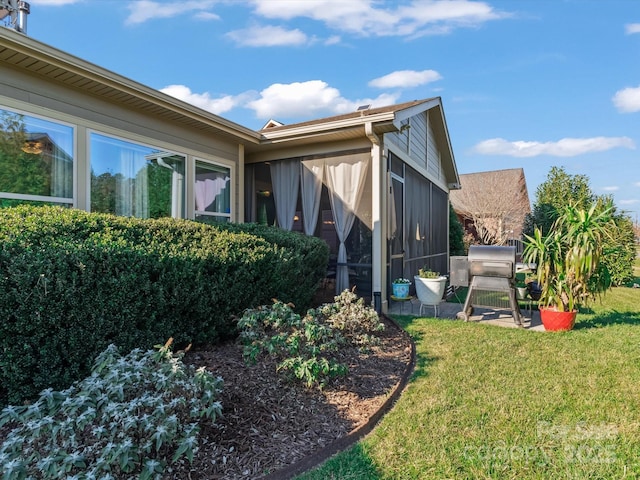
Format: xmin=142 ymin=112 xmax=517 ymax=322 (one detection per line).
xmin=392 ymin=283 xmax=410 ymax=298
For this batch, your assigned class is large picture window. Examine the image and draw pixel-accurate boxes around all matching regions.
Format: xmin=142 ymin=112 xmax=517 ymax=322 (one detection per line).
xmin=195 ymin=160 xmax=231 ymax=224
xmin=0 ymin=109 xmax=74 ymax=207
xmin=90 ymin=133 xmax=185 ymax=219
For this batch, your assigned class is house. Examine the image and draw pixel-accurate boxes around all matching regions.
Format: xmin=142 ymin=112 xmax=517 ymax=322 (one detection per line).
xmin=449 ymin=168 xmax=531 ymax=247
xmin=0 ymin=26 xmax=459 ymax=313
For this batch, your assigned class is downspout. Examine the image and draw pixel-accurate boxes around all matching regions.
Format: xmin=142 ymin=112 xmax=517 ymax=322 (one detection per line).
xmin=366 ymin=122 xmax=385 ymax=313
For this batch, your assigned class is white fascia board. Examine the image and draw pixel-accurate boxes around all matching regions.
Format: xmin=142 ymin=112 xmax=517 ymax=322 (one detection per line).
xmin=391 ymin=97 xmax=441 ymax=130
xmin=260 ymin=112 xmax=397 ymax=142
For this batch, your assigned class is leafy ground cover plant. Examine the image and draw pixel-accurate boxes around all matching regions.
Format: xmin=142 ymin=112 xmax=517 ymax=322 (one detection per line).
xmin=237 ymin=289 xmax=385 ymax=388
xmin=0 ymin=339 xmax=223 ymax=479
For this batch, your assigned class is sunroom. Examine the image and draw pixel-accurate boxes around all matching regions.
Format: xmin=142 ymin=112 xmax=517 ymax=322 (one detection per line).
xmin=244 ymin=99 xmax=460 ymax=312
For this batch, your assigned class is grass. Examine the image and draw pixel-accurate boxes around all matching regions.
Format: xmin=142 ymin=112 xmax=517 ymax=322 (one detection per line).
xmin=296 ymin=281 xmax=640 ymax=479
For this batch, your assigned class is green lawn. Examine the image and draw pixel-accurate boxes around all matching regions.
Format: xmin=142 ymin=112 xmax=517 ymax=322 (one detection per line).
xmin=297 ymin=284 xmax=640 ymax=479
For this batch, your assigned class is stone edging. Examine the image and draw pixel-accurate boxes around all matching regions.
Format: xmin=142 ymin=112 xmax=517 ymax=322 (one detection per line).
xmin=261 ymin=314 xmax=417 ymax=480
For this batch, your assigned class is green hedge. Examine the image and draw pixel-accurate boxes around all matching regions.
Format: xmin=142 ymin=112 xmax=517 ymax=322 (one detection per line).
xmin=0 ymin=205 xmax=329 ymax=405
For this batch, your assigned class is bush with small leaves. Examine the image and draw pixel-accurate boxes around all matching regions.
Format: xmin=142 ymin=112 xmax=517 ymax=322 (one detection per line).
xmin=237 ymin=290 xmax=384 ymax=388
xmin=313 ymin=288 xmax=385 ymax=348
xmin=0 ymin=339 xmax=223 ymax=479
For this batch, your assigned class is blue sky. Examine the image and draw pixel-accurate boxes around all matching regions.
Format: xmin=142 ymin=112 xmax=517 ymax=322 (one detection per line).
xmin=14 ymin=0 xmax=640 ymax=220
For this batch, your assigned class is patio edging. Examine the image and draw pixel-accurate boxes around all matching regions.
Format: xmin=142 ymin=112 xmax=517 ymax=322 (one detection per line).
xmin=261 ymin=314 xmax=417 ymax=480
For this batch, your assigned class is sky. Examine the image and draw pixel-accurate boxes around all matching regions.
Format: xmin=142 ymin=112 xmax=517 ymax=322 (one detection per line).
xmin=9 ymin=0 xmax=640 ymax=221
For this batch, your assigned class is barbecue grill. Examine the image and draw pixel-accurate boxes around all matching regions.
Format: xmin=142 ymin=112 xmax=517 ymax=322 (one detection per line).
xmin=450 ymin=245 xmax=531 ymax=327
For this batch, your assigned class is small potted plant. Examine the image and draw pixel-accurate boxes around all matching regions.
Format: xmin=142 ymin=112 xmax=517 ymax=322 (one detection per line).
xmin=522 ymin=202 xmax=614 ymax=331
xmin=414 ymin=267 xmax=448 ymax=316
xmin=391 ymin=277 xmax=411 ymax=298
xmin=515 ymin=277 xmax=529 ymax=301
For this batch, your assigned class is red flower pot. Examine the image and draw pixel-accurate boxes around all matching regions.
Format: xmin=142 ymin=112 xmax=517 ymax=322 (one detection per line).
xmin=539 ymin=306 xmax=577 ymax=331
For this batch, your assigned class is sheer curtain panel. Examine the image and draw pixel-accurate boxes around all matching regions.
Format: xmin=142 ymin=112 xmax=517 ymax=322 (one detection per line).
xmin=300 ymin=159 xmax=324 ymax=235
xmin=270 ymin=159 xmax=300 ymax=231
xmin=325 ymin=154 xmax=369 ymax=293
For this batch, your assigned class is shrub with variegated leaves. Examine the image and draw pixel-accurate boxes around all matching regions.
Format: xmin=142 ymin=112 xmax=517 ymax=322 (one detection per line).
xmin=0 ymin=340 xmax=223 ymax=480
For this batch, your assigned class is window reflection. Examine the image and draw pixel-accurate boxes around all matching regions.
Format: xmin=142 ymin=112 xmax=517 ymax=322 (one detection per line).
xmin=0 ymin=110 xmax=73 ymax=207
xmin=90 ymin=133 xmax=185 ymax=219
xmin=195 ymin=160 xmax=231 ymax=222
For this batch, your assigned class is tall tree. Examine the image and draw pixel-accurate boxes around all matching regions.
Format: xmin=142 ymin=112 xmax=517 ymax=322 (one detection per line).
xmin=523 ymin=166 xmax=594 ymax=236
xmin=525 ymin=166 xmax=634 ymax=286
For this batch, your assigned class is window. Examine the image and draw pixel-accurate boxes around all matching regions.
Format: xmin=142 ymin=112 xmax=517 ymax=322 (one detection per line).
xmin=0 ymin=109 xmax=74 ymax=207
xmin=90 ymin=133 xmax=185 ymax=219
xmin=194 ymin=160 xmax=231 ymax=223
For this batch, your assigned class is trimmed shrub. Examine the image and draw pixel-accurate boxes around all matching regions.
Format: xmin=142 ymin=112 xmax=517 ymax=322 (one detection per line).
xmin=0 ymin=205 xmax=329 ymax=405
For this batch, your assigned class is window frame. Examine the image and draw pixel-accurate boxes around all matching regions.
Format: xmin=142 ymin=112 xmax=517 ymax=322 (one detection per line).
xmin=0 ymin=105 xmax=76 ymax=207
xmin=193 ymin=157 xmax=233 ymax=223
xmin=87 ymin=130 xmax=187 ymax=219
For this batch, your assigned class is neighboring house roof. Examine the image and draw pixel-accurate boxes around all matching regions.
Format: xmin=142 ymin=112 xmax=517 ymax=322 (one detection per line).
xmin=450 ymin=168 xmax=531 ymax=236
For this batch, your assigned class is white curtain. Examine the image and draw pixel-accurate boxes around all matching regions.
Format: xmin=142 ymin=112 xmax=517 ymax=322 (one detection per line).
xmin=270 ymin=159 xmax=300 ymax=231
xmin=325 ymin=155 xmax=369 ymax=293
xmin=195 ymin=175 xmax=229 ymax=211
xmin=300 ymin=159 xmax=324 ymax=235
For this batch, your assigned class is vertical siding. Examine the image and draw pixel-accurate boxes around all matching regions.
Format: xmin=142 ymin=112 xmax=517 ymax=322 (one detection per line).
xmin=426 ymin=111 xmax=442 ymax=180
xmin=385 ymin=119 xmax=410 ymax=154
xmin=409 ymin=113 xmax=427 ymax=169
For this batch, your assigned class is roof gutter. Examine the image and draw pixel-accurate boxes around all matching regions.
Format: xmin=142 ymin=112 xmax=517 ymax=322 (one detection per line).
xmin=260 ymin=112 xmax=396 ymax=143
xmin=365 ymin=121 xmax=380 ymax=145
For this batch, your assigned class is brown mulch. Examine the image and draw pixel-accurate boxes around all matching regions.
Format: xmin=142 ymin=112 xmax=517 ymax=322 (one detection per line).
xmin=167 ymin=314 xmax=413 ymax=479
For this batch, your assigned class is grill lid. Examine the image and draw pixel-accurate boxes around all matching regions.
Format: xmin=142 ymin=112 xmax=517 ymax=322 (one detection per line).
xmin=467 ymin=245 xmax=515 ymax=279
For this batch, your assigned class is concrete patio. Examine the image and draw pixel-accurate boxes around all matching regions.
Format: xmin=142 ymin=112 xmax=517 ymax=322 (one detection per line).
xmin=387 ymin=297 xmax=546 ymax=331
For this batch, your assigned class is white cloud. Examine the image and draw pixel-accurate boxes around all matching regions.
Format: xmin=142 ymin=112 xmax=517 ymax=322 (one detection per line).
xmin=619 ymin=199 xmax=640 ymax=205
xmin=125 ymin=0 xmax=216 ymax=25
xmin=602 ymin=186 xmax=619 ymax=192
xmin=160 ymin=80 xmax=401 ymax=121
xmin=625 ymin=23 xmax=640 ymax=35
xmin=226 ymin=25 xmax=309 ymax=47
xmin=246 ymin=80 xmax=400 ymax=119
xmin=248 ymin=0 xmax=509 ymax=37
xmin=324 ymin=35 xmax=342 ymax=45
xmin=613 ymin=85 xmax=640 ymax=113
xmin=369 ymin=69 xmax=442 ymax=88
xmin=159 ymin=84 xmax=251 ymax=115
xmin=473 ymin=137 xmax=636 ymax=158
xmin=30 ymin=0 xmax=80 ymax=5
xmin=194 ymin=11 xmax=220 ymax=21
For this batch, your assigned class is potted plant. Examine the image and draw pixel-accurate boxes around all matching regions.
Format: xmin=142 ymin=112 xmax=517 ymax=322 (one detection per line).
xmin=414 ymin=267 xmax=448 ymax=316
xmin=522 ymin=202 xmax=614 ymax=331
xmin=524 ymin=274 xmax=542 ymax=301
xmin=391 ymin=277 xmax=411 ymax=298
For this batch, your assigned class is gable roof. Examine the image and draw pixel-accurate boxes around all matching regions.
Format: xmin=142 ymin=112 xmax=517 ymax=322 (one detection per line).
xmin=257 ymin=98 xmax=459 ymax=185
xmin=450 ymin=168 xmax=531 ymax=217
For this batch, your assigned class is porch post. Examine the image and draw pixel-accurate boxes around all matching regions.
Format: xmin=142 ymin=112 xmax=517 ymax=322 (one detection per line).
xmin=367 ymin=122 xmax=386 ymax=313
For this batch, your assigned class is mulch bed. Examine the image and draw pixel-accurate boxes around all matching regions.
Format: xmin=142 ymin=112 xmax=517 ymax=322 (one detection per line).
xmin=167 ymin=314 xmax=413 ymax=479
